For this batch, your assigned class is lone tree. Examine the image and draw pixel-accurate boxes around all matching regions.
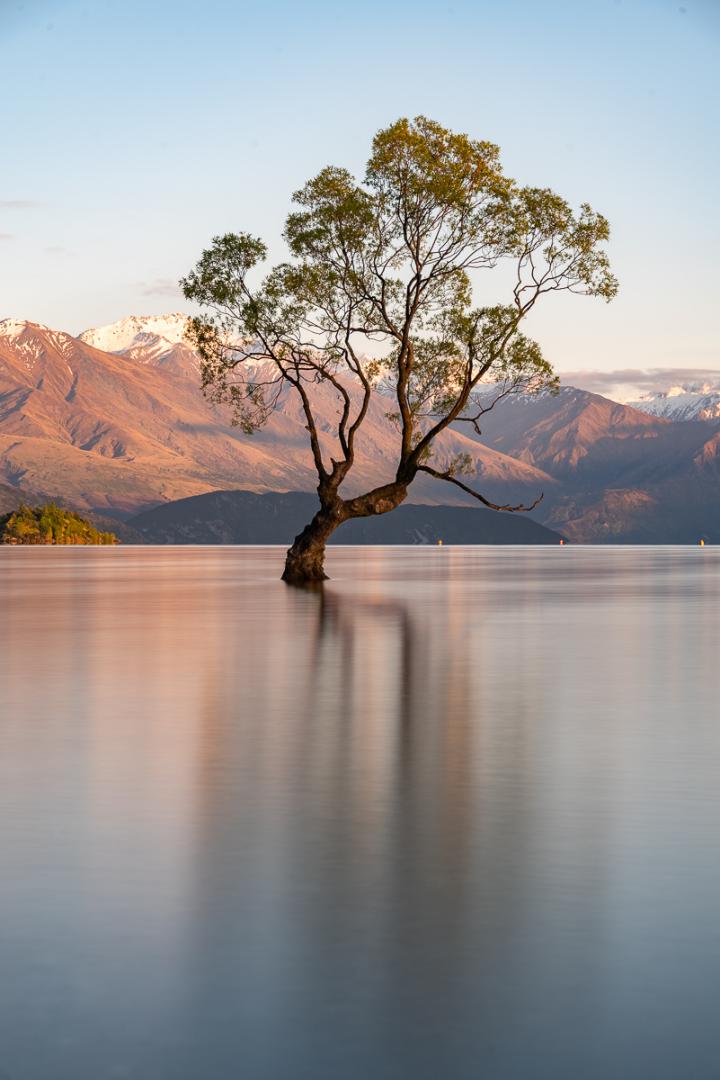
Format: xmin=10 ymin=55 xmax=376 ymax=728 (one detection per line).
xmin=181 ymin=117 xmax=617 ymax=583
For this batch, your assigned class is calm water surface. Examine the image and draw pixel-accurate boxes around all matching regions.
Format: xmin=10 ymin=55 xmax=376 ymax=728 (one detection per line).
xmin=1 ymin=546 xmax=719 ymax=1079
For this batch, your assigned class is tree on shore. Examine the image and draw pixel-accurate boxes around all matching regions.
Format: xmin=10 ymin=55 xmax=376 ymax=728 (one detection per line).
xmin=0 ymin=503 xmax=117 ymax=544
xmin=182 ymin=116 xmax=617 ymax=583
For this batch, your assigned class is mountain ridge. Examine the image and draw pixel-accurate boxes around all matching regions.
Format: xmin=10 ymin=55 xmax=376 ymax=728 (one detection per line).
xmin=0 ymin=317 xmax=554 ymax=515
xmin=629 ymin=384 xmax=720 ymax=422
xmin=2 ymin=314 xmax=720 ymax=542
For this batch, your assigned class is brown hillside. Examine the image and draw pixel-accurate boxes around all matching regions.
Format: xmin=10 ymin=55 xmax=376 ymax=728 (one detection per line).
xmin=0 ymin=321 xmax=554 ymax=514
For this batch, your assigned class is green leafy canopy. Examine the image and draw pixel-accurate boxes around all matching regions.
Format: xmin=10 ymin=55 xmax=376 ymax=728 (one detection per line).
xmin=0 ymin=503 xmax=117 ymax=545
xmin=180 ymin=115 xmax=617 ymax=502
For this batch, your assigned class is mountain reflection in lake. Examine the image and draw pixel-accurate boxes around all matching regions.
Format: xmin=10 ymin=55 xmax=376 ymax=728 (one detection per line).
xmin=2 ymin=546 xmax=720 ymax=1079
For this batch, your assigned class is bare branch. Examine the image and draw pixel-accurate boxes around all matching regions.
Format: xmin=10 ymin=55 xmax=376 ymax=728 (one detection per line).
xmin=417 ymin=464 xmax=544 ymax=512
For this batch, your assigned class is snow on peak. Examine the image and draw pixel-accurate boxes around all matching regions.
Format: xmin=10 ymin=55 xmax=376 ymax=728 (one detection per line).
xmin=630 ymin=383 xmax=720 ymax=422
xmin=0 ymin=318 xmax=53 ymax=339
xmin=79 ymin=313 xmax=191 ymax=354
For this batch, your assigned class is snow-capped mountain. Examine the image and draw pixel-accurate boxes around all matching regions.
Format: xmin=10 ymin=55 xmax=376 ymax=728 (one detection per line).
xmin=77 ymin=313 xmax=270 ymax=377
xmin=0 ymin=318 xmax=54 ymax=339
xmin=628 ymin=384 xmax=720 ymax=422
xmin=0 ymin=318 xmax=83 ymax=371
xmin=78 ymin=313 xmax=201 ymax=376
xmin=79 ymin=312 xmax=191 ymax=354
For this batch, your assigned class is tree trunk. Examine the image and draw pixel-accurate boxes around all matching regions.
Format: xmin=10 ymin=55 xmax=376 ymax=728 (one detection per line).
xmin=282 ymin=506 xmax=343 ymax=585
xmin=281 ymin=482 xmax=410 ymax=585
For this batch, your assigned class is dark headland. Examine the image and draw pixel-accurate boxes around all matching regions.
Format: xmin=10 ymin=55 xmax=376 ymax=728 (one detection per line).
xmin=127 ymin=490 xmax=564 ymax=545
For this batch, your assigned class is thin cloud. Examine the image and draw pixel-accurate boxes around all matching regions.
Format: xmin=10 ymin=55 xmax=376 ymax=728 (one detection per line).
xmin=560 ymin=367 xmax=720 ymax=402
xmin=0 ymin=200 xmax=42 ymax=209
xmin=138 ymin=278 xmax=183 ymax=298
xmin=45 ymin=245 xmax=74 ymax=255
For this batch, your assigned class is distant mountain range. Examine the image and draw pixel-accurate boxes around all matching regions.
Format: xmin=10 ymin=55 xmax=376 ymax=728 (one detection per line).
xmin=1 ymin=313 xmax=719 ymax=543
xmin=472 ymin=388 xmax=720 ymax=541
xmin=0 ymin=316 xmax=554 ymax=514
xmin=629 ymin=384 xmax=720 ymax=422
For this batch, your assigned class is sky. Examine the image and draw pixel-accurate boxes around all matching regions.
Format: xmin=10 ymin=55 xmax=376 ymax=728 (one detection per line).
xmin=1 ymin=0 xmax=718 ymax=383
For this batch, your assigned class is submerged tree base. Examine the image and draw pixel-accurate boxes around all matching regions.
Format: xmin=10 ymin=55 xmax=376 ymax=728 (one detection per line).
xmin=281 ymin=513 xmax=335 ymax=584
xmin=282 ymin=541 xmax=330 ymax=585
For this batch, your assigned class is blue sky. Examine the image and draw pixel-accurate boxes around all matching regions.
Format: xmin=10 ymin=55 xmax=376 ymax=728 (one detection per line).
xmin=1 ymin=0 xmax=718 ymax=377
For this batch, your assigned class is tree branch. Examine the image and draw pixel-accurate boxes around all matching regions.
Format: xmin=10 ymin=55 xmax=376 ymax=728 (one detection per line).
xmin=417 ymin=464 xmax=544 ymax=512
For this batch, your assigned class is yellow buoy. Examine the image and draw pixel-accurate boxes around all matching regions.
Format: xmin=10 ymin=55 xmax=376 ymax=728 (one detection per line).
xmin=699 ymin=538 xmax=705 ymax=546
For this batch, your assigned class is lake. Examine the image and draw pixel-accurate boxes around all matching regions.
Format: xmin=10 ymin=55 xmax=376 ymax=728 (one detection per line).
xmin=1 ymin=546 xmax=719 ymax=1079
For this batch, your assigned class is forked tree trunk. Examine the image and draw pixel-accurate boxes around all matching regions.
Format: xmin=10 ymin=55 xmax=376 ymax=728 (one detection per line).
xmin=281 ymin=484 xmax=410 ymax=585
xmin=281 ymin=507 xmax=344 ymax=585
